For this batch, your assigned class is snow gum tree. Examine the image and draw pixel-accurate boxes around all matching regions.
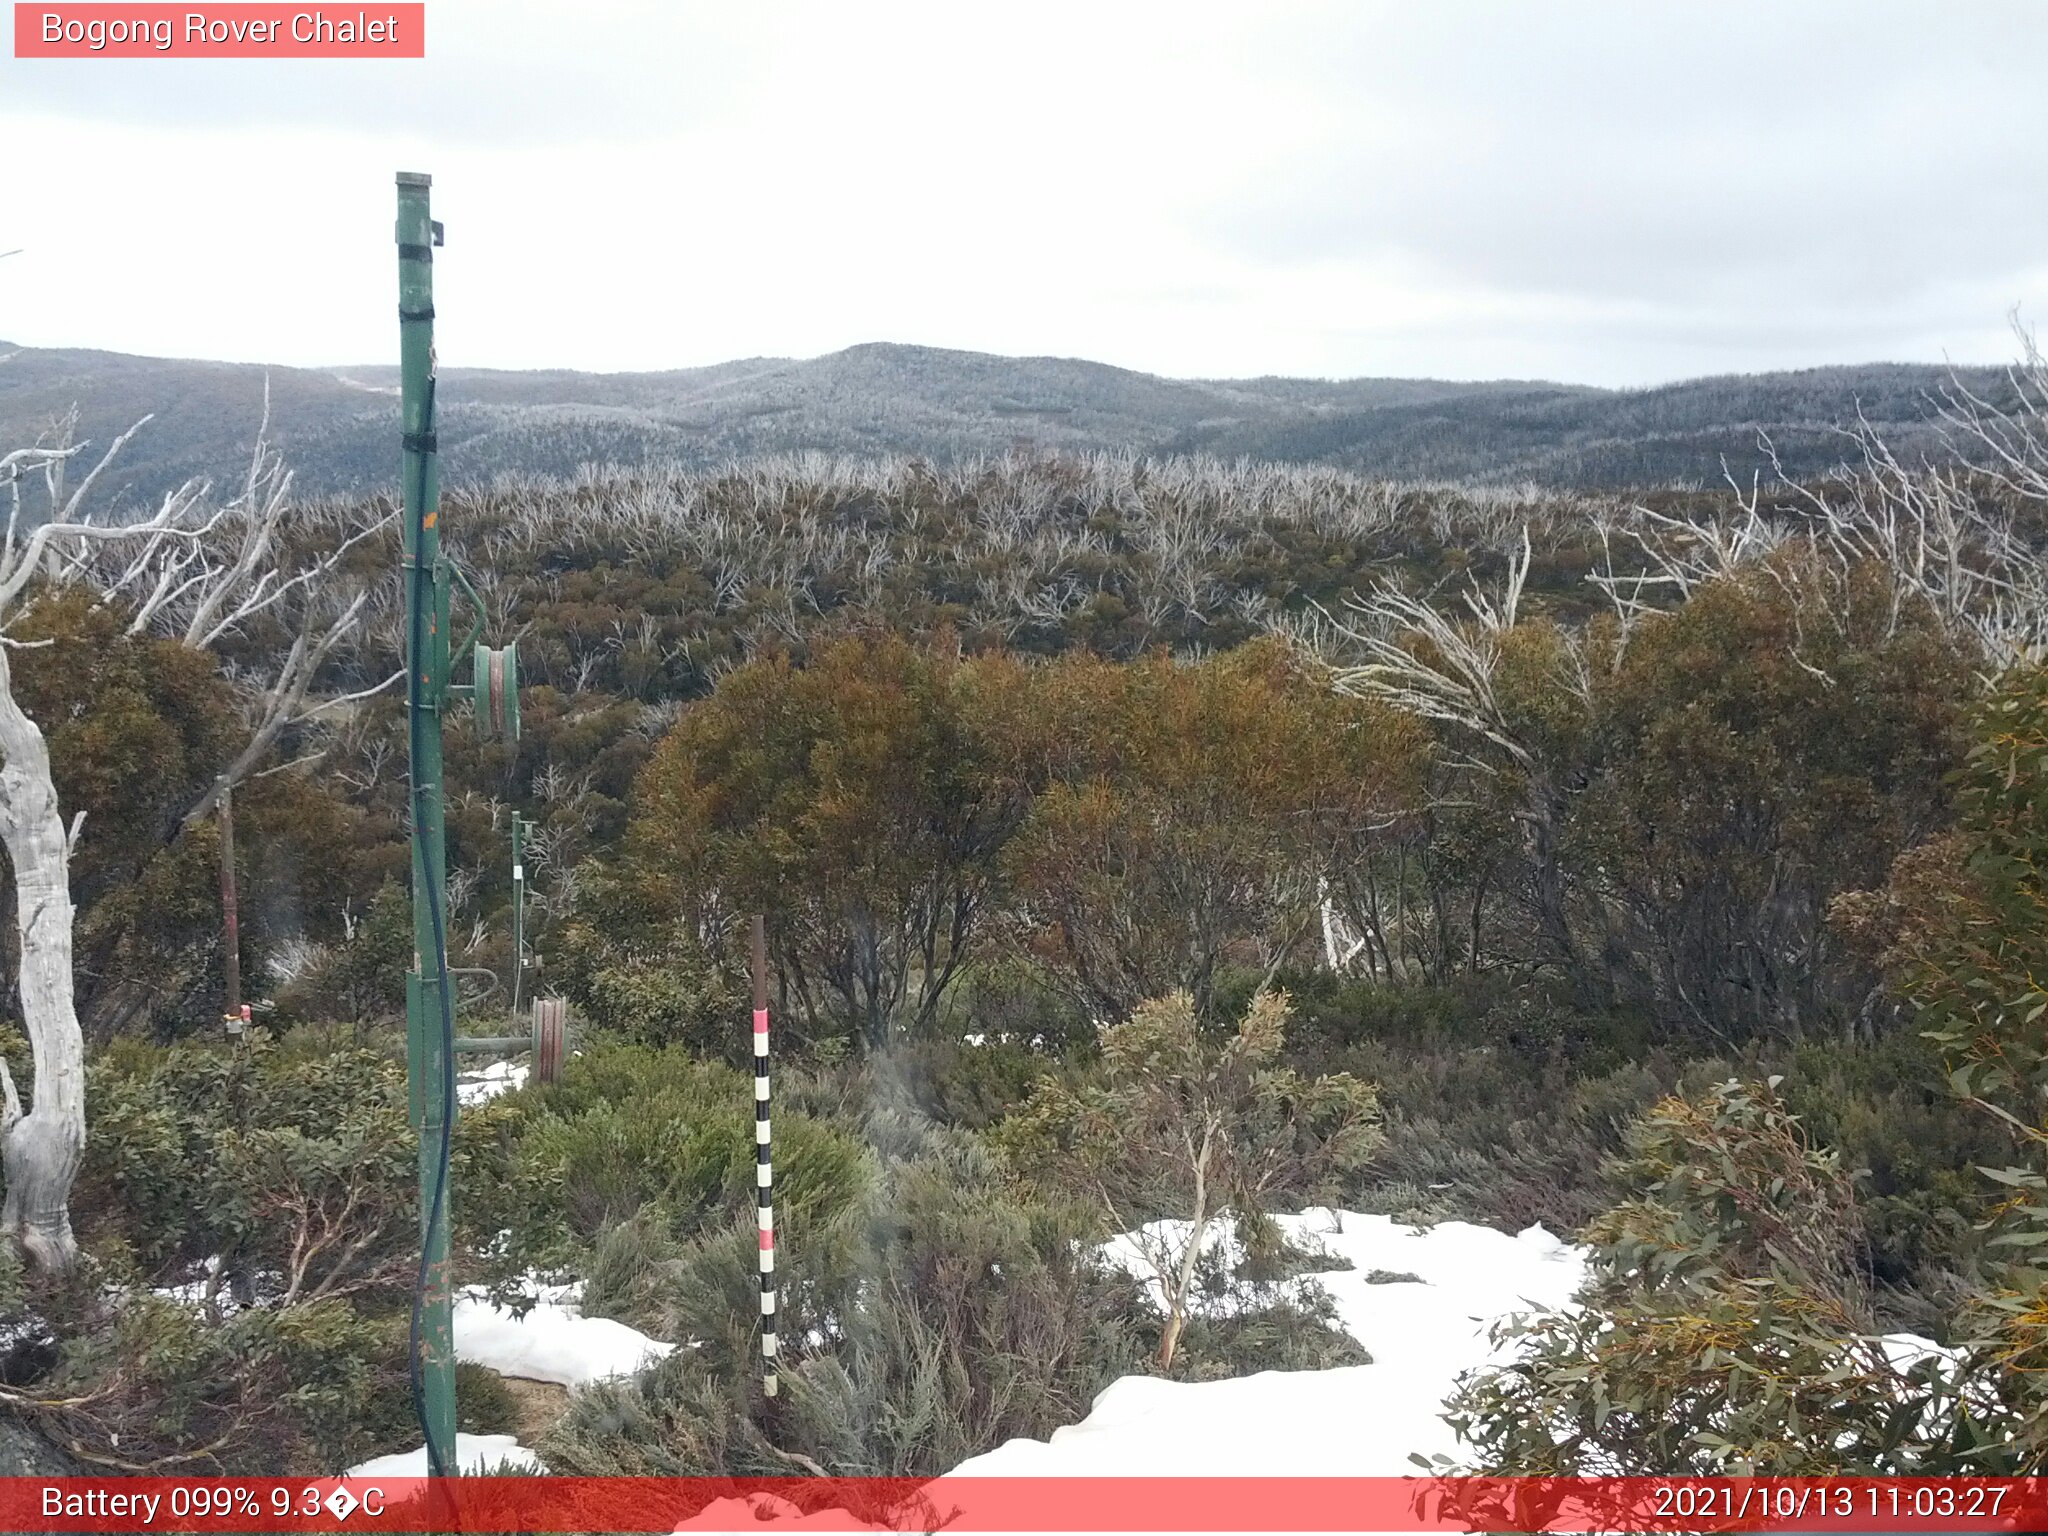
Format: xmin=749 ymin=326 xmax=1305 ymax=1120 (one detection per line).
xmin=998 ymin=988 xmax=1382 ymax=1372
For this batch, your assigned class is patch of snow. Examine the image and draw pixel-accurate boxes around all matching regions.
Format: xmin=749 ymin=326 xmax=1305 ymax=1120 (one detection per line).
xmin=331 ymin=373 xmax=402 ymax=398
xmin=149 ymin=1253 xmax=228 ymax=1310
xmin=145 ymin=1255 xmax=289 ymax=1314
xmin=457 ymin=1059 xmax=529 ymax=1107
xmin=345 ymin=1432 xmax=542 ymax=1477
xmin=1879 ymin=1331 xmax=1949 ymax=1372
xmin=455 ymin=1283 xmax=675 ymax=1391
xmin=952 ymin=1207 xmax=1587 ymax=1477
xmin=1097 ymin=1214 xmax=1317 ymax=1320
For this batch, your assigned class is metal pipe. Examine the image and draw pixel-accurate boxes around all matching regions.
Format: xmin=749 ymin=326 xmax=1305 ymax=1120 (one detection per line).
xmin=396 ymin=168 xmax=458 ymax=1478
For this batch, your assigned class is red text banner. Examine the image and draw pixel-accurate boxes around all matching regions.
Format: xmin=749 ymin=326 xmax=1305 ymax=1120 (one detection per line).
xmin=3 ymin=1476 xmax=2046 ymax=1533
xmin=14 ymin=5 xmax=425 ymax=57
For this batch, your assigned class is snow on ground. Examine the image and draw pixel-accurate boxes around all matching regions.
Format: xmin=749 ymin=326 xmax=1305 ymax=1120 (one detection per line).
xmin=457 ymin=1058 xmax=530 ymax=1106
xmin=953 ymin=1208 xmax=1587 ymax=1477
xmin=362 ymin=1208 xmax=1955 ymax=1516
xmin=345 ymin=1432 xmax=543 ymax=1477
xmin=338 ymin=1280 xmax=673 ymax=1478
xmin=455 ymin=1279 xmax=677 ymax=1391
xmin=660 ymin=1211 xmax=1589 ymax=1530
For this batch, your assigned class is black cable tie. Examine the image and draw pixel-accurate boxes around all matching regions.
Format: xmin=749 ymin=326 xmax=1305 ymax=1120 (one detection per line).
xmin=399 ymin=305 xmax=436 ymax=323
xmin=396 ymin=242 xmax=434 ymax=263
xmin=401 ymin=431 xmax=438 ymax=453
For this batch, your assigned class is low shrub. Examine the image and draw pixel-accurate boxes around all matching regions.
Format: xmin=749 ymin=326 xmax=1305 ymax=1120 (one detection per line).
xmin=545 ymin=1129 xmax=1148 ymax=1477
xmin=997 ymin=989 xmax=1382 ymax=1370
xmin=548 ymin=863 xmax=742 ymax=1058
xmin=15 ymin=1031 xmax=523 ymax=1474
xmin=12 ymin=1282 xmax=413 ymax=1475
xmin=1775 ymin=1035 xmax=1999 ymax=1315
xmin=470 ymin=1037 xmax=873 ymax=1305
xmin=454 ymin=1362 xmax=521 ymax=1437
xmin=1443 ymin=1078 xmax=1986 ymax=1476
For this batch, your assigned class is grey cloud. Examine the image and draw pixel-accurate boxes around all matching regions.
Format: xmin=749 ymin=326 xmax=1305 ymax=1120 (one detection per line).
xmin=1199 ymin=1 xmax=2048 ymax=312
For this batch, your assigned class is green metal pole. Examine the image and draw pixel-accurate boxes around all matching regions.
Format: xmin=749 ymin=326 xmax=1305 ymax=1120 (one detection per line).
xmin=396 ymin=169 xmax=457 ymax=1476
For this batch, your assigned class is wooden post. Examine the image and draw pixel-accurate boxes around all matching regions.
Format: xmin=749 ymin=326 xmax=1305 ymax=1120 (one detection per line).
xmin=532 ymin=997 xmax=567 ymax=1085
xmin=217 ymin=781 xmax=240 ymax=1025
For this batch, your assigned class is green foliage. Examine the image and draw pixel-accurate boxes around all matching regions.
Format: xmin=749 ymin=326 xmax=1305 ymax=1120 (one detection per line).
xmin=549 ymin=865 xmax=737 ymax=1053
xmin=1004 ymin=988 xmax=1383 ymax=1226
xmin=276 ymin=881 xmax=411 ymax=1026
xmin=0 ymin=591 xmax=404 ymax=1041
xmin=29 ymin=431 xmax=2037 ymax=1477
xmin=879 ymin=1035 xmax=1062 ymax=1132
xmin=1573 ymin=557 xmax=1969 ymax=1038
xmin=1451 ymin=669 xmax=2048 ymax=1482
xmin=997 ymin=641 xmax=1427 ymax=1020
xmin=999 ymin=988 xmax=1381 ymax=1369
xmin=1170 ymin=1290 xmax=1371 ymax=1381
xmin=474 ymin=1038 xmax=873 ymax=1274
xmin=22 ymin=1289 xmax=413 ymax=1474
xmin=1841 ymin=662 xmax=2048 ymax=1463
xmin=1587 ymin=1077 xmax=1864 ymax=1296
xmin=76 ymin=1033 xmax=428 ymax=1297
xmin=1774 ymin=1035 xmax=1999 ymax=1313
xmin=623 ymin=635 xmax=1425 ymax=1047
xmin=453 ymin=1362 xmax=521 ymax=1437
xmin=12 ymin=1031 xmax=529 ymax=1472
xmin=546 ymin=1128 xmax=1147 ymax=1477
xmin=1335 ymin=1033 xmax=1667 ymax=1234
xmin=631 ymin=634 xmax=1029 ymax=1048
xmin=1444 ymin=1078 xmax=1990 ymax=1475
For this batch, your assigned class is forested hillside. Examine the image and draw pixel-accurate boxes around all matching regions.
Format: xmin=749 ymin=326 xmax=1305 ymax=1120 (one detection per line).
xmin=0 ymin=338 xmax=2015 ymax=512
xmin=1 ymin=358 xmax=2047 ymax=1480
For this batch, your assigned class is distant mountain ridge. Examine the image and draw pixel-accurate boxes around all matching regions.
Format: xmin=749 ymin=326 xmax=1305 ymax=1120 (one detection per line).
xmin=0 ymin=339 xmax=2007 ymax=511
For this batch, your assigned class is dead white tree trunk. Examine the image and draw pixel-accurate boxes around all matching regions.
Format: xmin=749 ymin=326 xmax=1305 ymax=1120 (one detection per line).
xmin=0 ymin=439 xmax=199 ymax=1270
xmin=0 ymin=643 xmax=83 ymax=1270
xmin=0 ymin=405 xmax=391 ymax=1271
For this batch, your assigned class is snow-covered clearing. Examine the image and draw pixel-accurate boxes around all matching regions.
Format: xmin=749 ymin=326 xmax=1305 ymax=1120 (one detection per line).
xmin=358 ymin=1209 xmax=1578 ymax=1491
xmin=656 ymin=1212 xmax=1589 ymax=1530
xmin=344 ymin=1278 xmax=675 ymax=1477
xmin=346 ymin=1432 xmax=543 ymax=1477
xmin=457 ymin=1058 xmax=530 ymax=1106
xmin=347 ymin=1207 xmax=1958 ymax=1499
xmin=958 ymin=1208 xmax=1586 ymax=1476
xmin=454 ymin=1279 xmax=677 ymax=1391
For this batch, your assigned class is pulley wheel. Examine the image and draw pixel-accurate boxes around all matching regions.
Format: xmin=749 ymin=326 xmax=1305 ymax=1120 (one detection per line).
xmin=473 ymin=642 xmax=521 ymax=742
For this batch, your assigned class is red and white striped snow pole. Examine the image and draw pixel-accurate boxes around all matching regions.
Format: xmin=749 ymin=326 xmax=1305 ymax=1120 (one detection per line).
xmin=751 ymin=914 xmax=778 ymax=1399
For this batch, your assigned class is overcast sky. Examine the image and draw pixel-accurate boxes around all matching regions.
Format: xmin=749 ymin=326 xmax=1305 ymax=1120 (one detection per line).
xmin=3 ymin=1 xmax=2044 ymax=386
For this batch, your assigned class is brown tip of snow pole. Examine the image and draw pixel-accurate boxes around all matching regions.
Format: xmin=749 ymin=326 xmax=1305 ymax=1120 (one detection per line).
xmin=750 ymin=915 xmax=767 ymax=1011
